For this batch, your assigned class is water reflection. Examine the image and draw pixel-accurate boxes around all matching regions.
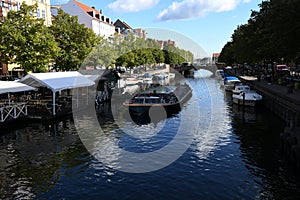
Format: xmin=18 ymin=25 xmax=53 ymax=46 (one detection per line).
xmin=231 ymin=103 xmax=300 ymax=199
xmin=232 ymin=104 xmax=258 ymax=122
xmin=0 ymin=119 xmax=82 ymax=199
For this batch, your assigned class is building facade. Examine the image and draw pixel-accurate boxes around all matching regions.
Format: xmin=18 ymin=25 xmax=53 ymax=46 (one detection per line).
xmin=212 ymin=53 xmax=220 ymax=64
xmin=0 ymin=0 xmax=52 ymax=25
xmin=114 ymin=19 xmax=146 ymax=39
xmin=59 ymin=0 xmax=115 ymax=39
xmin=156 ymin=39 xmax=176 ymax=50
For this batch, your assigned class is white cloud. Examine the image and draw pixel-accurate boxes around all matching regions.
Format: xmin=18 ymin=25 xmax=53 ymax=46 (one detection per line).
xmin=156 ymin=0 xmax=251 ymax=21
xmin=108 ymin=0 xmax=160 ymax=12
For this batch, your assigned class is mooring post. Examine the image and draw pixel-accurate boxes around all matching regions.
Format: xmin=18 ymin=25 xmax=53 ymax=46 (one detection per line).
xmin=242 ymin=92 xmax=245 ymax=115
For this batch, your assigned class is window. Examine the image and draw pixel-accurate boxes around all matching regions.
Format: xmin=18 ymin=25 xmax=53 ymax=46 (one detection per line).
xmin=42 ymin=10 xmax=45 ymax=19
xmin=37 ymin=9 xmax=40 ymax=18
xmin=17 ymin=2 xmax=20 ymax=11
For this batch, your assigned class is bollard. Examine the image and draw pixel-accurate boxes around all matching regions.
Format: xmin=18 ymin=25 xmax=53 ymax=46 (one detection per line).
xmin=287 ymin=84 xmax=293 ymax=94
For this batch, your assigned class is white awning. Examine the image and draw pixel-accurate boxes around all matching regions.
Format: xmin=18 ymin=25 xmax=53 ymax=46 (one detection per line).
xmin=0 ymin=81 xmax=36 ymax=94
xmin=85 ymin=75 xmax=101 ymax=82
xmin=20 ymin=71 xmax=95 ymax=92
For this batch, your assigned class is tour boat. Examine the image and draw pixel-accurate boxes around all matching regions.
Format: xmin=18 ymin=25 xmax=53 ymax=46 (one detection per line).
xmin=123 ymin=84 xmax=192 ymax=117
xmin=123 ymin=90 xmax=180 ymax=117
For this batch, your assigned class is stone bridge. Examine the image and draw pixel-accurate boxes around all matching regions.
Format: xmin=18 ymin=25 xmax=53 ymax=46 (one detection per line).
xmin=171 ymin=64 xmax=217 ymax=75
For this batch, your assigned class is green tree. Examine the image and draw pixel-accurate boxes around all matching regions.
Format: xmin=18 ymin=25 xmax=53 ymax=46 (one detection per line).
xmin=116 ymin=51 xmax=136 ymax=68
xmin=268 ymin=0 xmax=300 ymax=62
xmin=50 ymin=9 xmax=99 ymax=71
xmin=152 ymin=49 xmax=165 ymax=64
xmin=220 ymin=0 xmax=300 ymax=65
xmin=219 ymin=42 xmax=235 ymax=65
xmin=0 ymin=3 xmax=59 ymax=72
xmin=83 ymin=37 xmax=117 ymax=69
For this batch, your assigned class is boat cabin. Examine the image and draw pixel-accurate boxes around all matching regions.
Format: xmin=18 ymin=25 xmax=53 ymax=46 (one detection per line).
xmin=232 ymin=85 xmax=251 ymax=94
xmin=132 ymin=96 xmax=161 ymax=104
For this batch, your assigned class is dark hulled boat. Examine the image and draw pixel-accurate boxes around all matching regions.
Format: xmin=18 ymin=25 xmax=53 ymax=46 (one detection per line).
xmin=123 ymin=90 xmax=180 ymax=117
xmin=123 ymin=84 xmax=192 ymax=119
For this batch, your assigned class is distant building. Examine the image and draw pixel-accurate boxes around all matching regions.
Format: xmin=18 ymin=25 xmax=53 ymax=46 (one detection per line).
xmin=194 ymin=57 xmax=211 ymax=65
xmin=156 ymin=39 xmax=176 ymax=49
xmin=133 ymin=28 xmax=146 ymax=39
xmin=57 ymin=0 xmax=115 ymax=39
xmin=0 ymin=0 xmax=18 ymax=23
xmin=114 ymin=19 xmax=146 ymax=39
xmin=212 ymin=53 xmax=220 ymax=64
xmin=0 ymin=0 xmax=52 ymax=26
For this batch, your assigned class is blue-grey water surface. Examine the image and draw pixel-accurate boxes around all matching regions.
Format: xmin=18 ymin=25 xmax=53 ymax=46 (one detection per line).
xmin=1 ymin=70 xmax=300 ymax=199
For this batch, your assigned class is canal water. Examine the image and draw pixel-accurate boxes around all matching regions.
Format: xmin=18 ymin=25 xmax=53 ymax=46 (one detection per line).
xmin=1 ymin=70 xmax=300 ymax=199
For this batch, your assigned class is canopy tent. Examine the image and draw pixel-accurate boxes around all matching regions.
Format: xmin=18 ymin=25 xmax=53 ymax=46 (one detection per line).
xmin=0 ymin=81 xmax=36 ymax=94
xmin=20 ymin=71 xmax=95 ymax=92
xmin=20 ymin=71 xmax=95 ymax=115
xmin=85 ymin=75 xmax=101 ymax=82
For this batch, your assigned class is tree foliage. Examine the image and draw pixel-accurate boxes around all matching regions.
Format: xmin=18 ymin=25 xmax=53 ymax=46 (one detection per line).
xmin=50 ymin=9 xmax=99 ymax=71
xmin=0 ymin=3 xmax=59 ymax=72
xmin=219 ymin=0 xmax=300 ymax=65
xmin=85 ymin=33 xmax=192 ymax=69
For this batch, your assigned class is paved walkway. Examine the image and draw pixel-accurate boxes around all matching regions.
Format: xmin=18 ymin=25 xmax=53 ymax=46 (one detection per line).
xmin=253 ymin=80 xmax=300 ymax=107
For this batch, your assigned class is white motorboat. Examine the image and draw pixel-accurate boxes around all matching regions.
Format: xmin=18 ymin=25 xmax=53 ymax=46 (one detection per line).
xmin=141 ymin=73 xmax=153 ymax=84
xmin=153 ymin=73 xmax=167 ymax=80
xmin=224 ymin=76 xmax=241 ymax=91
xmin=215 ymin=69 xmax=225 ymax=80
xmin=232 ymin=84 xmax=251 ymax=95
xmin=168 ymin=72 xmax=176 ymax=78
xmin=125 ymin=77 xmax=143 ymax=86
xmin=232 ymin=90 xmax=263 ymax=107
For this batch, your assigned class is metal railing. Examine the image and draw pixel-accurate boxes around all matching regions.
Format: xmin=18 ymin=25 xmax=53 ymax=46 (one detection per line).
xmin=0 ymin=102 xmax=27 ymax=122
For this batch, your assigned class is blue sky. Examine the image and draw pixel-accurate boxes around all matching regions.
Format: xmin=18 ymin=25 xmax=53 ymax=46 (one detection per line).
xmin=51 ymin=0 xmax=262 ymax=58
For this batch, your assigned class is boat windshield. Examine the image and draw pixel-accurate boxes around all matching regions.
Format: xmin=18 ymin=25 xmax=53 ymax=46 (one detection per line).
xmin=145 ymin=98 xmax=160 ymax=104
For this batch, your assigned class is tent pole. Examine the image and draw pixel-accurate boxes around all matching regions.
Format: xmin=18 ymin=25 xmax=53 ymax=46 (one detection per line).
xmin=87 ymin=87 xmax=89 ymax=105
xmin=76 ymin=88 xmax=79 ymax=108
xmin=53 ymin=91 xmax=56 ymax=115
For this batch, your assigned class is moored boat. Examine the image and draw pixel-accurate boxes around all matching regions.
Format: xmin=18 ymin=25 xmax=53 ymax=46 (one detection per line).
xmin=232 ymin=90 xmax=263 ymax=107
xmin=215 ymin=69 xmax=225 ymax=80
xmin=232 ymin=84 xmax=251 ymax=95
xmin=123 ymin=90 xmax=180 ymax=117
xmin=123 ymin=84 xmax=192 ymax=117
xmin=224 ymin=76 xmax=241 ymax=91
xmin=125 ymin=77 xmax=143 ymax=86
